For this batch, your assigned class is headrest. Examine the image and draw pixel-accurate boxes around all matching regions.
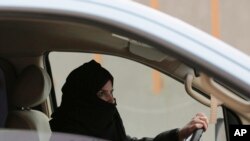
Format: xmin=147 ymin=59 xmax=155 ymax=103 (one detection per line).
xmin=10 ymin=65 xmax=51 ymax=108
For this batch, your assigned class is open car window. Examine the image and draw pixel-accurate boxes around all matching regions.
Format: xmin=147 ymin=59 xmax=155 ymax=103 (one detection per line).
xmin=48 ymin=52 xmax=225 ymax=140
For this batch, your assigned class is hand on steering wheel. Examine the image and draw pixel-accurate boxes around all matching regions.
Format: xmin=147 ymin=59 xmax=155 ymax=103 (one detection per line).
xmin=178 ymin=113 xmax=209 ymax=141
xmin=190 ymin=128 xmax=204 ymax=141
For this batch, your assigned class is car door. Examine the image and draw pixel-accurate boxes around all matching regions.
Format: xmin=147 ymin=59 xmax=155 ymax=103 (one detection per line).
xmin=0 ymin=0 xmax=250 ymax=141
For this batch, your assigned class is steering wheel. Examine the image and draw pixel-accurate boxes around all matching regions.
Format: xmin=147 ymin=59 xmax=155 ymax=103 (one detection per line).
xmin=190 ymin=128 xmax=204 ymax=141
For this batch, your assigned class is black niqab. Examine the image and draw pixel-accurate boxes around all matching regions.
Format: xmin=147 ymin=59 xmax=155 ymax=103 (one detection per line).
xmin=50 ymin=60 xmax=127 ymax=141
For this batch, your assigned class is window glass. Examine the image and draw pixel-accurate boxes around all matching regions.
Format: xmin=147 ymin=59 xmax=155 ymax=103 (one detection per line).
xmin=49 ymin=52 xmax=225 ymax=140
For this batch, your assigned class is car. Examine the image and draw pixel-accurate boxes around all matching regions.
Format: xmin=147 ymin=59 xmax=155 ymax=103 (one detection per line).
xmin=0 ymin=0 xmax=250 ymax=141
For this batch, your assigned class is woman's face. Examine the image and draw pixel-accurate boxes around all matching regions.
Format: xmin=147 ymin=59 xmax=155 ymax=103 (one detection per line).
xmin=96 ymin=80 xmax=115 ymax=104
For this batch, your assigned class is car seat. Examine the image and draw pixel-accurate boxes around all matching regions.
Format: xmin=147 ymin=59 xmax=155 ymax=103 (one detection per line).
xmin=5 ymin=65 xmax=52 ymax=141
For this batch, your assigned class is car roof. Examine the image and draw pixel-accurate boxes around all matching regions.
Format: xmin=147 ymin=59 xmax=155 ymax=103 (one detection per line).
xmin=0 ymin=0 xmax=249 ymax=98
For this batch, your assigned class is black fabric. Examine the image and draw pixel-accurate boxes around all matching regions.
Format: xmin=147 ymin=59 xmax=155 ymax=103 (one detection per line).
xmin=49 ymin=60 xmax=179 ymax=141
xmin=50 ymin=60 xmax=126 ymax=141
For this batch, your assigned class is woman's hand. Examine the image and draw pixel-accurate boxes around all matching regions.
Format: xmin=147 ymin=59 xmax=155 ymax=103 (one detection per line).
xmin=178 ymin=113 xmax=209 ymax=141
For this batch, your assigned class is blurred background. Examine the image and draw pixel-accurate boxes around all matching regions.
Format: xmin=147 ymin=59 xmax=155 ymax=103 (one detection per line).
xmin=134 ymin=0 xmax=250 ymax=55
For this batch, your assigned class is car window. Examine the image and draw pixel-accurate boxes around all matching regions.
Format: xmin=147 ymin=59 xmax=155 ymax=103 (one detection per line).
xmin=48 ymin=52 xmax=225 ymax=140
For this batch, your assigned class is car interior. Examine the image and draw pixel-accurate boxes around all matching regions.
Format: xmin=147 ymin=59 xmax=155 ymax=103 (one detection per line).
xmin=0 ymin=11 xmax=249 ymax=141
xmin=5 ymin=64 xmax=52 ymax=141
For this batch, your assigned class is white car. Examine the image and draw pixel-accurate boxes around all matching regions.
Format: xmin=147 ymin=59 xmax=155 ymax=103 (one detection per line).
xmin=0 ymin=0 xmax=250 ymax=141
